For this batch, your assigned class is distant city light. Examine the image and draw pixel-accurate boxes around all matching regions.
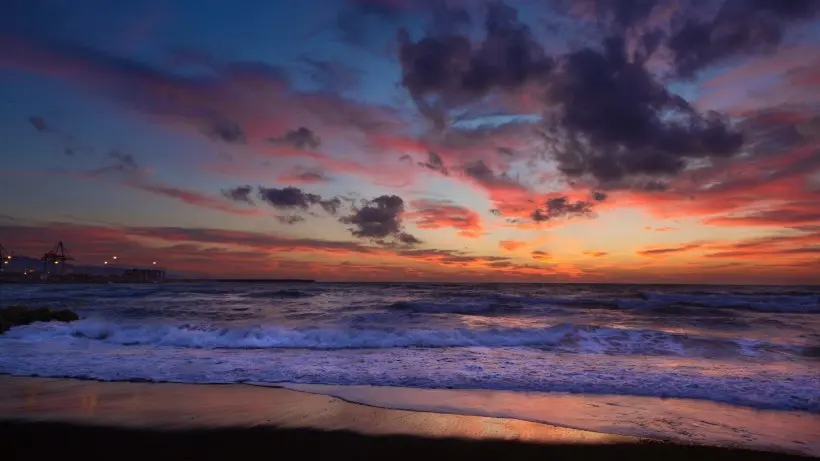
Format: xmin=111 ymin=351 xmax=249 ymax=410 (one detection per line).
xmin=113 ymin=256 xmax=118 ymax=260
xmin=104 ymin=261 xmax=108 ymax=265
xmin=5 ymin=255 xmax=10 ymax=259
xmin=152 ymin=261 xmax=157 ymax=265
xmin=54 ymin=261 xmax=59 ymax=264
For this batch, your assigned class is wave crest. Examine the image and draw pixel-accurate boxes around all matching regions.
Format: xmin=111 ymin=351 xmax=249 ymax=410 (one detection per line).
xmin=3 ymin=320 xmax=802 ymax=358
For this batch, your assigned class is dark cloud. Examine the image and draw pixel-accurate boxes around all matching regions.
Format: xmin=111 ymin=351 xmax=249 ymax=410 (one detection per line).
xmin=602 ymin=0 xmax=658 ymax=31
xmin=704 ymin=208 xmax=820 ymax=227
xmin=297 ymin=171 xmax=331 ymax=183
xmin=88 ymin=151 xmax=139 ymax=177
xmin=736 ymin=108 xmax=818 ymax=159
xmin=705 ymin=248 xmax=820 ymax=259
xmin=640 ymin=180 xmax=669 ymax=192
xmin=319 ymin=197 xmax=343 ymax=215
xmin=463 ymin=159 xmax=495 ymax=181
xmin=544 ymin=37 xmax=743 ymax=188
xmin=278 ymin=168 xmax=333 ymax=184
xmin=398 ymin=2 xmax=553 ymax=128
xmin=669 ymin=0 xmax=820 ymax=79
xmin=592 ymin=191 xmax=608 ymax=201
xmin=276 ymin=215 xmax=306 ymax=225
xmin=255 ymin=186 xmax=343 ymax=216
xmin=488 ymin=261 xmax=512 ymax=268
xmin=638 ymin=243 xmax=703 ymax=256
xmin=340 ymin=194 xmax=420 ymax=245
xmin=268 ymin=127 xmax=322 ymax=150
xmin=398 ymin=232 xmax=423 ymax=245
xmin=28 ymin=116 xmax=48 ymax=132
xmin=395 ymin=3 xmax=749 ymax=189
xmin=531 ymin=196 xmax=595 ymax=222
xmin=418 ymin=151 xmax=449 ymax=175
xmin=258 ymin=186 xmax=322 ymax=210
xmin=497 ymin=147 xmax=516 ymax=157
xmin=572 ymin=0 xmax=820 ymax=78
xmin=531 ymin=250 xmax=551 ymax=260
xmin=110 ymin=152 xmax=139 ymax=171
xmin=222 ymin=185 xmax=254 ymax=204
xmin=203 ymin=120 xmax=246 ymax=144
xmin=397 ymin=248 xmax=515 ymax=266
xmin=397 ymin=248 xmax=464 ymax=258
xmin=462 ymin=159 xmax=522 ymax=190
xmin=427 ymin=1 xmax=471 ymax=35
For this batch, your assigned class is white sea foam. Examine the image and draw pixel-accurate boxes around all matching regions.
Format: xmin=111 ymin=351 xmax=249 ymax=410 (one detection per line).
xmin=1 ymin=282 xmax=817 ymax=415
xmin=1 ymin=319 xmax=802 ymax=359
xmin=1 ymin=339 xmax=817 ymax=413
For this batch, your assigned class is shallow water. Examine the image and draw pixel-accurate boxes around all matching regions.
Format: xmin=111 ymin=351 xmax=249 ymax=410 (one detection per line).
xmin=1 ymin=282 xmax=818 ymax=412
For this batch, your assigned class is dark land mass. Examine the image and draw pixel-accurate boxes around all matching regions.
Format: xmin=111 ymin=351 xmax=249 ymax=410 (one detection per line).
xmin=206 ymin=278 xmax=316 ymax=283
xmin=0 ymin=306 xmax=78 ymax=334
xmin=0 ymin=421 xmax=812 ymax=461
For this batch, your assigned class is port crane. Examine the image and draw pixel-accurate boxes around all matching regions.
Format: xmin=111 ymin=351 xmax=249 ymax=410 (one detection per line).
xmin=0 ymin=243 xmax=10 ymax=272
xmin=41 ymin=241 xmax=74 ymax=274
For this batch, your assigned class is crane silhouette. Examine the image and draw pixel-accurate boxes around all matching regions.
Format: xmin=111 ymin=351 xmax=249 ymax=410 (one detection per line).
xmin=41 ymin=241 xmax=74 ymax=274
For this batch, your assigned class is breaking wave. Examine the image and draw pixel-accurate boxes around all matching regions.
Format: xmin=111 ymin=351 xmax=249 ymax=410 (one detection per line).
xmin=3 ymin=319 xmax=803 ymax=358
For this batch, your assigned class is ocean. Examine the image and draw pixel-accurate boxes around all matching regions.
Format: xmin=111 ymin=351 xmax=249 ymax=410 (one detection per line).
xmin=1 ymin=282 xmax=819 ymax=413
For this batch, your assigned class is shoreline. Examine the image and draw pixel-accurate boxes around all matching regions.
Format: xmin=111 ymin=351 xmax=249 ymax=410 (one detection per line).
xmin=0 ymin=376 xmax=635 ymax=442
xmin=0 ymin=376 xmax=817 ymax=458
xmin=268 ymin=382 xmax=820 ymax=455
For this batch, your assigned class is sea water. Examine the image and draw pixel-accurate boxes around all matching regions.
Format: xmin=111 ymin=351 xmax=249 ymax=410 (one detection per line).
xmin=1 ymin=282 xmax=818 ymax=412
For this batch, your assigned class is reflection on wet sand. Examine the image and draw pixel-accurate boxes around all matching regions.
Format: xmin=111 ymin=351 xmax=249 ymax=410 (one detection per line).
xmin=0 ymin=376 xmax=629 ymax=444
xmin=4 ymin=375 xmax=819 ymax=457
xmin=275 ymin=383 xmax=820 ymax=457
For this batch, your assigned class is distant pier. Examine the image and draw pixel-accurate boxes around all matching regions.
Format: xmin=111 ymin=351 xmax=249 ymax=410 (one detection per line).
xmin=0 ymin=240 xmax=169 ymax=284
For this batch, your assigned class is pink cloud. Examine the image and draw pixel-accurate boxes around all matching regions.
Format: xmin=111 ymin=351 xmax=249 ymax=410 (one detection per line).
xmin=499 ymin=240 xmax=527 ymax=252
xmin=407 ymin=200 xmax=483 ymax=238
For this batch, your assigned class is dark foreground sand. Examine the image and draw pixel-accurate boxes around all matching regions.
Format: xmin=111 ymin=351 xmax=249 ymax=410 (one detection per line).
xmin=0 ymin=376 xmax=814 ymax=460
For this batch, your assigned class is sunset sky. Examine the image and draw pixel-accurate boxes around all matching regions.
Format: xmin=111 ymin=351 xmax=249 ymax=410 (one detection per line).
xmin=1 ymin=0 xmax=819 ymax=283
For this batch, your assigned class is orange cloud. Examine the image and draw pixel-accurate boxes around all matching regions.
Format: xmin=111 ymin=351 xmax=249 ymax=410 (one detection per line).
xmin=499 ymin=240 xmax=527 ymax=252
xmin=637 ymin=243 xmax=703 ymax=257
xmin=703 ymin=208 xmax=820 ymax=227
xmin=407 ymin=200 xmax=483 ymax=238
xmin=644 ymin=226 xmax=678 ymax=232
xmin=3 ymin=223 xmax=818 ymax=283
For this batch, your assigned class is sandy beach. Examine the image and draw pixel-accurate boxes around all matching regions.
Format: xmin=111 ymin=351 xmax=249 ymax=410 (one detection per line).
xmin=0 ymin=376 xmax=816 ymax=460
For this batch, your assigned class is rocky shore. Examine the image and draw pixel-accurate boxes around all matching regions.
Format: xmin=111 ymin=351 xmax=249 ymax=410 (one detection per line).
xmin=0 ymin=306 xmax=79 ymax=334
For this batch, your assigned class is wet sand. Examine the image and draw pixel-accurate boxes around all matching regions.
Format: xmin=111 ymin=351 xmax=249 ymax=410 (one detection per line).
xmin=0 ymin=376 xmax=814 ymax=460
xmin=277 ymin=382 xmax=820 ymax=456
